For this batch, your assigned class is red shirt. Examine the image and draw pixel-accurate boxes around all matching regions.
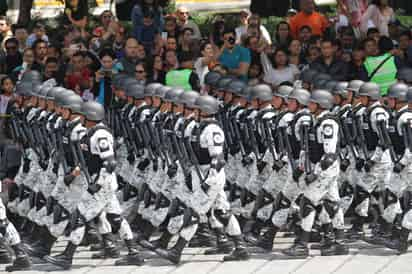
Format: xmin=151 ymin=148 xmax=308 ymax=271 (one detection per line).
xmin=289 ymin=11 xmax=329 ymax=38
xmin=66 ymin=68 xmax=92 ymax=92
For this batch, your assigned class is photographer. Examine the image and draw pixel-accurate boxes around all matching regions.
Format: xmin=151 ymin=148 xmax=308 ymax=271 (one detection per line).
xmin=217 ymin=28 xmax=251 ymax=81
xmin=92 ymin=48 xmax=118 ymax=108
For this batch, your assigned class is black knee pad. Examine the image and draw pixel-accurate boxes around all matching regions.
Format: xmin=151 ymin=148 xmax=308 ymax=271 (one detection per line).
xmin=182 ymin=208 xmax=199 ymax=227
xmin=123 ymin=183 xmax=139 ymax=202
xmin=168 ymin=198 xmax=187 ymax=217
xmin=276 ymin=192 xmax=291 ymax=210
xmin=339 ymin=180 xmax=354 ymax=197
xmin=106 ymin=213 xmax=123 ymax=234
xmin=46 ymin=197 xmax=56 ymax=216
xmin=214 ymin=209 xmax=232 ymax=227
xmin=353 ymin=186 xmax=370 ymax=207
xmin=300 ymin=196 xmax=316 ymax=219
xmin=65 ymin=209 xmax=86 ymax=236
xmin=52 ymin=203 xmax=71 ymax=225
xmin=35 ymin=192 xmax=47 ymax=211
xmin=323 ymin=199 xmax=339 ymax=219
xmin=383 ymin=189 xmax=398 ymax=208
xmin=29 ymin=192 xmax=37 ymax=209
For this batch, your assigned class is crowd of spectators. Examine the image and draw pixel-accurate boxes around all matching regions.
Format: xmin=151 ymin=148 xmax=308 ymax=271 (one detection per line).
xmin=0 ymin=0 xmax=410 ymax=111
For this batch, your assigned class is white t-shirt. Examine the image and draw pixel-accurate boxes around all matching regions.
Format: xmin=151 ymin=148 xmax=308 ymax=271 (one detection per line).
xmin=194 ymin=57 xmax=209 ymax=89
xmin=263 ymin=64 xmax=300 ymax=87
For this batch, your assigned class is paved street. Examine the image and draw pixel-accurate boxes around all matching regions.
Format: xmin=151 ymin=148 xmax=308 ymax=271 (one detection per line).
xmin=1 ymin=232 xmax=411 ymax=274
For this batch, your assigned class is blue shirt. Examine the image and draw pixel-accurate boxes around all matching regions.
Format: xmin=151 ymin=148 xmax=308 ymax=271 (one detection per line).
xmin=218 ymin=45 xmax=251 ymax=80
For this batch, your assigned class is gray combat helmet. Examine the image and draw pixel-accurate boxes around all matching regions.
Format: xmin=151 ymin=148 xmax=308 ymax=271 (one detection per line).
xmin=20 ymin=70 xmax=42 ymax=83
xmin=145 ymin=83 xmax=163 ymax=97
xmin=332 ymin=82 xmax=349 ymax=98
xmin=216 ymin=76 xmax=235 ymax=91
xmin=274 ymin=85 xmax=293 ymax=99
xmin=358 ymin=82 xmax=381 ymax=100
xmin=81 ymin=101 xmax=105 ymax=122
xmin=239 ymin=86 xmax=252 ymax=99
xmin=288 ymin=88 xmax=311 ymax=106
xmin=195 ymin=95 xmax=220 ymax=115
xmin=396 ymin=67 xmax=412 ymax=83
xmin=126 ymin=83 xmax=145 ymax=99
xmin=112 ymin=74 xmax=129 ymax=89
xmin=15 ymin=82 xmax=34 ymax=97
xmin=121 ymin=77 xmax=138 ymax=91
xmin=178 ymin=90 xmax=200 ymax=108
xmin=54 ymin=90 xmax=76 ymax=106
xmin=407 ymin=87 xmax=412 ymax=103
xmin=310 ymin=89 xmax=334 ymax=109
xmin=250 ymin=84 xmax=272 ymax=102
xmin=300 ymin=69 xmax=318 ymax=83
xmin=314 ymin=79 xmax=329 ymax=89
xmin=325 ymin=81 xmax=338 ymax=92
xmin=227 ymin=79 xmax=247 ymax=95
xmin=347 ymin=80 xmax=365 ymax=96
xmin=204 ymin=71 xmax=221 ymax=87
xmin=164 ymin=87 xmax=184 ymax=102
xmin=154 ymin=85 xmax=171 ymax=98
xmin=387 ymin=82 xmax=409 ymax=102
xmin=61 ymin=94 xmax=83 ymax=114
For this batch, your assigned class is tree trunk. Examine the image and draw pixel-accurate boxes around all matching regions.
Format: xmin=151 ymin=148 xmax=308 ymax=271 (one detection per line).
xmin=17 ymin=0 xmax=34 ymax=27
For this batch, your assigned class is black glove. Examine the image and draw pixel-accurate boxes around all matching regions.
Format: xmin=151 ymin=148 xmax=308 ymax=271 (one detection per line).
xmin=137 ymin=158 xmax=150 ymax=171
xmin=292 ymin=168 xmax=303 ymax=182
xmin=201 ymin=182 xmax=211 ymax=193
xmin=127 ymin=153 xmax=135 ymax=164
xmin=364 ymin=159 xmax=375 ymax=172
xmin=167 ymin=164 xmax=177 ymax=178
xmin=87 ymin=184 xmax=102 ymax=195
xmin=272 ymin=160 xmax=285 ymax=172
xmin=340 ymin=158 xmax=350 ymax=172
xmin=152 ymin=159 xmax=158 ymax=172
xmin=305 ymin=173 xmax=317 ymax=185
xmin=257 ymin=160 xmax=267 ymax=173
xmin=393 ymin=162 xmax=405 ymax=173
xmin=64 ymin=174 xmax=75 ymax=187
xmin=241 ymin=156 xmax=253 ymax=166
xmin=355 ymin=159 xmax=364 ymax=171
xmin=39 ymin=160 xmax=48 ymax=171
xmin=184 ymin=173 xmax=193 ymax=192
xmin=52 ymin=163 xmax=59 ymax=174
xmin=23 ymin=158 xmax=30 ymax=173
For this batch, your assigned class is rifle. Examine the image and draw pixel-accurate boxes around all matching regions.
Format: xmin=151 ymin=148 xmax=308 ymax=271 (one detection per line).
xmin=376 ymin=119 xmax=398 ymax=163
xmin=280 ymin=126 xmax=298 ymax=173
xmin=300 ymin=122 xmax=312 ymax=174
xmin=341 ymin=116 xmax=360 ymax=160
xmin=262 ymin=119 xmax=280 ymax=161
xmin=355 ymin=114 xmax=370 ymax=161
xmin=246 ymin=118 xmax=264 ymax=161
xmin=54 ymin=121 xmax=70 ymax=175
xmin=71 ymin=140 xmax=93 ymax=186
xmin=230 ymin=115 xmax=247 ymax=157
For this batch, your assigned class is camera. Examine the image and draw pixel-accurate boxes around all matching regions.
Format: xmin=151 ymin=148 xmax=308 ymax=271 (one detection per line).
xmin=228 ymin=37 xmax=235 ymax=45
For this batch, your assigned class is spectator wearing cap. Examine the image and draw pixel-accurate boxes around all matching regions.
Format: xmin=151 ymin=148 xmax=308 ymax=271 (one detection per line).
xmin=360 ymin=0 xmax=394 ymax=37
xmin=289 ymin=0 xmax=329 ymax=38
xmin=131 ymin=0 xmax=164 ymax=34
xmin=166 ymin=51 xmax=200 ymax=91
xmin=26 ymin=23 xmax=49 ymax=48
xmin=310 ymin=38 xmax=348 ymax=81
xmin=217 ymin=28 xmax=251 ymax=81
xmin=0 ymin=16 xmax=12 ymax=50
xmin=176 ymin=6 xmax=201 ymax=40
xmin=0 ymin=38 xmax=22 ymax=75
xmin=359 ymin=36 xmax=401 ymax=95
xmin=12 ymin=24 xmax=28 ymax=53
xmin=134 ymin=10 xmax=160 ymax=56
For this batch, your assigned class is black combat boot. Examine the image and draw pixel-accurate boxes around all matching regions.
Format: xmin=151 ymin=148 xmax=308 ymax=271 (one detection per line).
xmin=188 ymin=222 xmax=216 ymax=247
xmin=91 ymin=233 xmax=120 ymax=259
xmin=345 ymin=216 xmax=365 ymax=241
xmin=223 ymin=236 xmax=250 ymax=261
xmin=320 ymin=225 xmax=349 ymax=256
xmin=204 ymin=228 xmax=233 ymax=255
xmin=137 ymin=221 xmax=155 ymax=249
xmin=155 ymin=237 xmax=188 ymax=264
xmin=244 ymin=219 xmax=266 ymax=245
xmin=114 ymin=239 xmax=145 ymax=266
xmin=282 ymin=230 xmax=310 ymax=257
xmin=5 ymin=243 xmax=32 ymax=271
xmin=256 ymin=226 xmax=279 ymax=252
xmin=384 ymin=227 xmax=410 ymax=254
xmin=43 ymin=242 xmax=77 ymax=270
xmin=80 ymin=221 xmax=100 ymax=246
xmin=0 ymin=242 xmax=12 ymax=264
xmin=24 ymin=226 xmax=57 ymax=258
xmin=150 ymin=230 xmax=174 ymax=250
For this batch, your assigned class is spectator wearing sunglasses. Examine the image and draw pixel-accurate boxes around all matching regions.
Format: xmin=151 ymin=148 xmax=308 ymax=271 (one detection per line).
xmin=0 ymin=38 xmax=22 ymax=75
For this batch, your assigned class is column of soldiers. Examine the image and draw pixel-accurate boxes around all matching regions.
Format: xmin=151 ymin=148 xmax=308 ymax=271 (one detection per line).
xmin=1 ymin=67 xmax=412 ymax=271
